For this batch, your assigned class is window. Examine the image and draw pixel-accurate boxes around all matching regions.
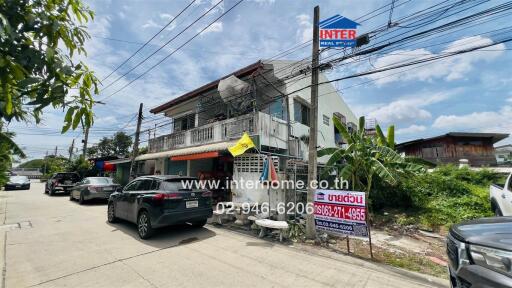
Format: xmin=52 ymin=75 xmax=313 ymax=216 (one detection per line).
xmin=294 ymin=100 xmax=310 ymax=126
xmin=333 ymin=113 xmax=346 ymax=145
xmin=266 ymin=99 xmax=287 ymax=120
xmin=160 ymin=179 xmax=199 ymax=191
xmin=323 ymin=115 xmax=329 ymax=126
xmin=138 ymin=179 xmax=154 ymax=191
xmin=173 ymin=113 xmax=195 ymax=132
xmin=123 ymin=180 xmax=140 ymax=191
xmin=88 ymin=177 xmax=115 ymax=185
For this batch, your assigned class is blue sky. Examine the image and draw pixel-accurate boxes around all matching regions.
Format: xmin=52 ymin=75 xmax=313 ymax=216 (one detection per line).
xmin=8 ymin=0 xmax=512 ymax=160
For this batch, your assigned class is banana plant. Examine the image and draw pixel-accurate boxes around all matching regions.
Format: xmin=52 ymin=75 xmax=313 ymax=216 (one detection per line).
xmin=318 ymin=116 xmax=425 ymax=196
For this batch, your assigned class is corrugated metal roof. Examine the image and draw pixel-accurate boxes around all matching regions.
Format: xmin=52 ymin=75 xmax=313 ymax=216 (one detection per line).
xmin=149 ymin=61 xmax=263 ymax=114
xmin=134 ymin=141 xmax=236 ymax=161
xmin=397 ymin=132 xmax=509 ymax=148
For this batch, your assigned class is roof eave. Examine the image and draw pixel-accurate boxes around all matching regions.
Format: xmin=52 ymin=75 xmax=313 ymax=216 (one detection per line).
xmin=149 ymin=60 xmax=264 ymax=114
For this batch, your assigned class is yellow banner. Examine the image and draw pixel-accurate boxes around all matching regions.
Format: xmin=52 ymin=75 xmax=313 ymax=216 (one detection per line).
xmin=228 ymin=132 xmax=255 ymax=157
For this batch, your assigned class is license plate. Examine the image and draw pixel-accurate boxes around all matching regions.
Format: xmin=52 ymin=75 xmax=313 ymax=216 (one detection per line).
xmin=186 ymin=201 xmax=198 ymax=208
xmin=15 ymin=185 xmax=21 ymax=188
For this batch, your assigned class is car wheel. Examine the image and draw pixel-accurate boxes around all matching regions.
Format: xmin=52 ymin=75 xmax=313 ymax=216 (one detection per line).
xmin=49 ymin=189 xmax=55 ymax=196
xmin=191 ymin=218 xmax=207 ymax=228
xmin=27 ymin=185 xmax=30 ymax=190
xmin=495 ymin=206 xmax=503 ymax=217
xmin=69 ymin=192 xmax=74 ymax=201
xmin=78 ymin=193 xmax=85 ymax=205
xmin=107 ymin=202 xmax=118 ymax=223
xmin=137 ymin=211 xmax=154 ymax=239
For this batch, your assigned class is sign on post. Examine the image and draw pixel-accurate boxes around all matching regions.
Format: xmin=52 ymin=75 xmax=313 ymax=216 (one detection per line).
xmin=314 ymin=189 xmax=368 ymax=238
xmin=319 ymin=15 xmax=360 ymax=48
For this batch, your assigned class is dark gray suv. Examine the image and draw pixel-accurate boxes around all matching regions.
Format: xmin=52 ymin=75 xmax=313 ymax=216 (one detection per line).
xmin=107 ymin=175 xmax=213 ymax=239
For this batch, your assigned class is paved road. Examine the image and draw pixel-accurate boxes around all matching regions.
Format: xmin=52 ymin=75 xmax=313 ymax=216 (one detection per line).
xmin=0 ymin=183 xmax=447 ymax=288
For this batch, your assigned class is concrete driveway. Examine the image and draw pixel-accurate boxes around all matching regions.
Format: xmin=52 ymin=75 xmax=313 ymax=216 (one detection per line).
xmin=0 ymin=182 xmax=447 ymax=287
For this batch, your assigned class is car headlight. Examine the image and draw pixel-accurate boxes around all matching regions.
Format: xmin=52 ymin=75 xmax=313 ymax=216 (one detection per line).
xmin=469 ymin=244 xmax=512 ymax=276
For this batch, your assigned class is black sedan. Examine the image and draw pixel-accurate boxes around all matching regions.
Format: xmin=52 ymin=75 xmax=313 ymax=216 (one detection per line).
xmin=70 ymin=177 xmax=121 ymax=204
xmin=107 ymin=175 xmax=213 ymax=239
xmin=4 ymin=176 xmax=30 ymax=190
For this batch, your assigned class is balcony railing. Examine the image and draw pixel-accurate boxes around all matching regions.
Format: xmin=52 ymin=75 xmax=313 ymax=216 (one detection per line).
xmin=148 ymin=112 xmax=261 ymax=153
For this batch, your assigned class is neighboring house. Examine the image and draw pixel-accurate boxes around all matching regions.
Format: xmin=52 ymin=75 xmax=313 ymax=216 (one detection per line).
xmin=131 ymin=60 xmax=358 ymax=203
xmin=495 ymin=144 xmax=512 ymax=165
xmin=397 ymin=132 xmax=509 ymax=167
xmin=104 ymin=158 xmax=132 ymax=185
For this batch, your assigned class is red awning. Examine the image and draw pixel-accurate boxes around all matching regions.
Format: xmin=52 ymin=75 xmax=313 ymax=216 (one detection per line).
xmin=171 ymin=151 xmax=219 ymax=161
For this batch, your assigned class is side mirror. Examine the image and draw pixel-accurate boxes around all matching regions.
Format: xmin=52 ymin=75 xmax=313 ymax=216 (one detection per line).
xmin=116 ymin=186 xmax=123 ymax=192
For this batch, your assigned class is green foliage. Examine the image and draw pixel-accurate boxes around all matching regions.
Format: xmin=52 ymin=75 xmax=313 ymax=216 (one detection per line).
xmin=374 ymin=165 xmax=496 ymax=230
xmin=0 ymin=0 xmax=98 ymax=130
xmin=319 ymin=116 xmax=424 ymax=196
xmin=18 ymin=158 xmax=45 ymax=169
xmin=41 ymin=156 xmax=69 ymax=178
xmin=87 ymin=132 xmax=133 ymax=157
xmin=65 ymin=155 xmax=94 ymax=178
xmin=0 ymin=127 xmax=25 ymax=186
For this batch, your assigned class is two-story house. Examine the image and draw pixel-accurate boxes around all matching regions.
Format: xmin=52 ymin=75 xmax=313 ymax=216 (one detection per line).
xmin=133 ymin=59 xmax=357 ymax=203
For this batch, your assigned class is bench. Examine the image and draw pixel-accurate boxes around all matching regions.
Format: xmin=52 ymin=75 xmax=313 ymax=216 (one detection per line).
xmin=254 ymin=219 xmax=289 ymax=242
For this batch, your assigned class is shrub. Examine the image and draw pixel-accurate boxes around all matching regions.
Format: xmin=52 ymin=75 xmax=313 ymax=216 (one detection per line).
xmin=372 ymin=165 xmax=496 ymax=230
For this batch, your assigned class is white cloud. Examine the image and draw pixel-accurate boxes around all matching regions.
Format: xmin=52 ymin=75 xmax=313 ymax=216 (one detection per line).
xmin=366 ymin=90 xmax=456 ymax=124
xmin=142 ymin=19 xmax=160 ymax=29
xmin=200 ymin=22 xmax=223 ymax=34
xmin=432 ymin=106 xmax=512 ymax=136
xmin=364 ymin=36 xmax=506 ymax=85
xmin=396 ymin=124 xmax=426 ymax=134
xmin=296 ymin=14 xmax=312 ymax=43
xmin=251 ymin=0 xmax=275 ymax=4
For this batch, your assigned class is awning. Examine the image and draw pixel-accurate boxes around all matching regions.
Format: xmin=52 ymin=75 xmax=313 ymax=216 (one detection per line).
xmin=171 ymin=151 xmax=219 ymax=161
xmin=105 ymin=158 xmax=132 ymax=165
xmin=135 ymin=141 xmax=236 ymax=161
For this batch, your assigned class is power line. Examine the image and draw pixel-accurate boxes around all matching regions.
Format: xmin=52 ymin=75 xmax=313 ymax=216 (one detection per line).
xmin=101 ymin=0 xmax=197 ymax=82
xmin=101 ymin=0 xmax=246 ymax=102
xmin=100 ymin=0 xmax=226 ymax=93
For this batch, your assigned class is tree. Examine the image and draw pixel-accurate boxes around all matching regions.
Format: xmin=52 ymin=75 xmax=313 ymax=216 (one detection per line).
xmin=0 ymin=0 xmax=99 ymax=132
xmin=0 ymin=123 xmax=25 ymax=186
xmin=112 ymin=132 xmax=132 ymax=156
xmin=319 ymin=116 xmax=424 ymax=195
xmin=87 ymin=132 xmax=132 ymax=157
xmin=65 ymin=155 xmax=93 ymax=178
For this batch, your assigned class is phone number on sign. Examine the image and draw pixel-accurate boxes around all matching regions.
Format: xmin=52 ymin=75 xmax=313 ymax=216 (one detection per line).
xmin=314 ymin=202 xmax=366 ymax=222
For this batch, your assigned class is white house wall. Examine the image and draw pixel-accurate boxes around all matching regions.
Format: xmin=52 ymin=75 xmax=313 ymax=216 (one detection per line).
xmin=268 ymin=60 xmax=359 ymax=163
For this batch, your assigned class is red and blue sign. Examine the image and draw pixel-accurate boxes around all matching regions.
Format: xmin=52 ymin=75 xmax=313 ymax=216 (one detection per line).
xmin=314 ymin=189 xmax=368 ymax=238
xmin=319 ymin=15 xmax=360 ymax=48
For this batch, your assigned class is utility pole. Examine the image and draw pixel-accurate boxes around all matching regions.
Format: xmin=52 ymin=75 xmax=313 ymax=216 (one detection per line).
xmin=306 ymin=5 xmax=320 ymax=239
xmin=129 ymin=103 xmax=143 ymax=179
xmin=68 ymin=139 xmax=75 ymax=161
xmin=43 ymin=150 xmax=48 ymax=174
xmin=54 ymin=146 xmax=58 ymax=157
xmin=82 ymin=126 xmax=89 ymax=158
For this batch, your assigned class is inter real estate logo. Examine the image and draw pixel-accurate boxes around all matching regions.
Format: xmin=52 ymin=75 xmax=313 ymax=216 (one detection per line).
xmin=319 ymin=14 xmax=360 ymax=48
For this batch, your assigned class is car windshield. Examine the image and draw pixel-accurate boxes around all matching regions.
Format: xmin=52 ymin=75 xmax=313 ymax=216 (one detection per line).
xmin=160 ymin=179 xmax=199 ymax=191
xmin=9 ymin=176 xmax=28 ymax=182
xmin=55 ymin=173 xmax=80 ymax=181
xmin=88 ymin=177 xmax=116 ymax=185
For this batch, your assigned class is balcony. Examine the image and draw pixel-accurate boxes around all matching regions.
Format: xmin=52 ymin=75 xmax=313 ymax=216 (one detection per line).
xmin=148 ymin=112 xmax=288 ymax=153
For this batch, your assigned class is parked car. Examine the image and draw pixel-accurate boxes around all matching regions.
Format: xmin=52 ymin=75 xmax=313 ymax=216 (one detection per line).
xmin=45 ymin=172 xmax=81 ymax=196
xmin=4 ymin=176 xmax=30 ymax=190
xmin=107 ymin=175 xmax=213 ymax=239
xmin=447 ymin=217 xmax=512 ymax=288
xmin=70 ymin=177 xmax=121 ymax=204
xmin=490 ymin=173 xmax=512 ymax=216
